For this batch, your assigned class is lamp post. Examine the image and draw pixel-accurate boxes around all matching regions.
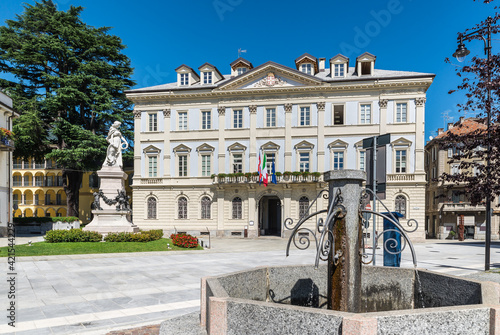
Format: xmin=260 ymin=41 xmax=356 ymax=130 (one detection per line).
xmin=453 ymin=16 xmax=493 ymax=271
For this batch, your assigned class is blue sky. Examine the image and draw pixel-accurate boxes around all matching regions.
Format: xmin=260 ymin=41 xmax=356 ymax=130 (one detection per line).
xmin=0 ymin=0 xmax=497 ymax=141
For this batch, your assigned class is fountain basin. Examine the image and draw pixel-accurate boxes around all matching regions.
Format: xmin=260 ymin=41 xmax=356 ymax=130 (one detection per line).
xmin=200 ymin=265 xmax=500 ymax=335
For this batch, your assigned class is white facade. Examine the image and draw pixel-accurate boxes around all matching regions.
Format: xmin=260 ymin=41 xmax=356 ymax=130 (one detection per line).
xmin=0 ymin=91 xmax=16 ymax=236
xmin=126 ymin=53 xmax=434 ymax=242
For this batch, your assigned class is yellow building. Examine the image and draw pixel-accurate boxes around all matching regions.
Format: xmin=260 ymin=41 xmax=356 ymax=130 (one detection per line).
xmin=12 ymin=159 xmax=133 ymax=224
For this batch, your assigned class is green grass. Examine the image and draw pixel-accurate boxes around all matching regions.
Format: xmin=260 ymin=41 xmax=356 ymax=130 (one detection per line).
xmin=0 ymin=238 xmax=203 ymax=257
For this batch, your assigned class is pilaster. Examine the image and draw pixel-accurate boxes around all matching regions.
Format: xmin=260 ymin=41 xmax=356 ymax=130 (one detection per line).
xmin=249 ymin=105 xmax=257 ymax=171
xmin=316 ymin=102 xmax=325 ymax=172
xmin=163 ymin=109 xmax=171 ymax=177
xmin=415 ymin=98 xmax=426 ymax=173
xmin=217 ymin=188 xmax=225 ymax=235
xmin=133 ymin=110 xmax=142 ymax=177
xmin=284 ymin=103 xmax=293 ymax=171
xmin=378 ymin=99 xmax=388 ymax=135
xmin=218 ymin=106 xmax=226 ymax=173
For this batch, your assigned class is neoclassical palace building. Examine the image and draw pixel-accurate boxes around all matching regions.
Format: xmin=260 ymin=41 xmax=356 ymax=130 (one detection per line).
xmin=126 ymin=52 xmax=434 ymax=241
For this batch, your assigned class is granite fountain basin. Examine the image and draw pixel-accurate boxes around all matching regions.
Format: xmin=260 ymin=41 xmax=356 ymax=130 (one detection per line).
xmin=200 ymin=264 xmax=500 ymax=335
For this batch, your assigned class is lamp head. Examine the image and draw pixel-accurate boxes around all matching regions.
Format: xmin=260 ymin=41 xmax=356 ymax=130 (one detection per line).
xmin=453 ymin=41 xmax=470 ymax=62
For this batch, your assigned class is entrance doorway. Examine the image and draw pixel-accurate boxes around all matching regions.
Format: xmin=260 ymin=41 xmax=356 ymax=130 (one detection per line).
xmin=259 ymin=196 xmax=281 ymax=237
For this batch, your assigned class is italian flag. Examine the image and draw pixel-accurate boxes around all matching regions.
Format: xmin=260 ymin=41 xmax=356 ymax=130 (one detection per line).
xmin=261 ymin=152 xmax=268 ymax=186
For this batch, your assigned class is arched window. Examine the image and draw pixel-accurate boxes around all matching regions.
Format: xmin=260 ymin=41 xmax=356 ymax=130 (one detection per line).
xmin=89 ymin=173 xmax=99 ymax=188
xmin=232 ymin=197 xmax=242 ymax=219
xmin=147 ymin=197 xmax=157 ymax=219
xmin=201 ymin=196 xmax=211 ymax=219
xmin=395 ymin=195 xmax=406 ymax=218
xmin=299 ymin=196 xmax=309 ymax=219
xmin=178 ymin=197 xmax=188 ymax=219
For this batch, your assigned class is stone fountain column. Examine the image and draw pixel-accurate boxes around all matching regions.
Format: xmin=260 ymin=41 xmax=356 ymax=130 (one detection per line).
xmin=324 ymin=170 xmax=365 ymax=313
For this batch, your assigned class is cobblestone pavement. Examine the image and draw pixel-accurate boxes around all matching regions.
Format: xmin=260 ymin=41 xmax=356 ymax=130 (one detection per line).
xmin=1 ymin=237 xmax=500 ymax=334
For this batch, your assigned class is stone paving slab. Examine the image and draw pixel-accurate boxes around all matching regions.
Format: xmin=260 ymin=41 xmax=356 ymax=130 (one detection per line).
xmin=2 ymin=237 xmax=500 ymax=334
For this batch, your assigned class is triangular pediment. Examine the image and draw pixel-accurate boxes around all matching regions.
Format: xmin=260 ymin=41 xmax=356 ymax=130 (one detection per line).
xmin=261 ymin=141 xmax=280 ymax=151
xmin=173 ymin=144 xmax=191 ymax=153
xmin=216 ymin=61 xmax=324 ymax=91
xmin=197 ymin=143 xmax=215 ymax=152
xmin=228 ymin=142 xmax=247 ymax=152
xmin=328 ymin=139 xmax=348 ymax=149
xmin=391 ymin=137 xmax=412 ymax=147
xmin=143 ymin=145 xmax=161 ymax=154
xmin=294 ymin=140 xmax=314 ymax=150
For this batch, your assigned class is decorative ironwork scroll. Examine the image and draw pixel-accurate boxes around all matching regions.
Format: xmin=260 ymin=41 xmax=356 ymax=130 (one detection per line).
xmin=285 ymin=188 xmax=346 ymax=268
xmin=359 ymin=188 xmax=418 ymax=267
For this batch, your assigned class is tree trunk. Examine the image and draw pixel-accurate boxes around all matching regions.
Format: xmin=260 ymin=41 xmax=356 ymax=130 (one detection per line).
xmin=63 ymin=169 xmax=83 ymax=217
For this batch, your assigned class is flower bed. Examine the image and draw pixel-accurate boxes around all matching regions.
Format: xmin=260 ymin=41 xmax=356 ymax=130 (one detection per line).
xmin=170 ymin=233 xmax=198 ymax=248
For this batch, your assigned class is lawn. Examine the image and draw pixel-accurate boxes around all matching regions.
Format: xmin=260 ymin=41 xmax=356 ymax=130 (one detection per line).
xmin=0 ymin=238 xmax=203 ymax=257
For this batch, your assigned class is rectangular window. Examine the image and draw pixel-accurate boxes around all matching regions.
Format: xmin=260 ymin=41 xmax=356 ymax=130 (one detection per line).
xmin=203 ymin=72 xmax=212 ymax=84
xmin=360 ymin=151 xmax=365 ymax=171
xmin=396 ymin=150 xmax=407 ymax=173
xmin=202 ymin=154 xmax=211 ymax=176
xmin=179 ymin=155 xmax=188 ymax=177
xmin=333 ymin=105 xmax=344 ymax=125
xmin=301 ymin=63 xmax=312 ymax=75
xmin=266 ymin=108 xmax=276 ymax=127
xmin=233 ymin=109 xmax=243 ymax=128
xmin=300 ymin=106 xmax=310 ymax=126
xmin=299 ymin=152 xmax=310 ymax=172
xmin=180 ymin=73 xmax=188 ymax=86
xmin=13 ymin=175 xmax=21 ymax=187
xmin=13 ymin=159 xmax=22 ymax=169
xmin=266 ymin=153 xmax=275 ymax=173
xmin=233 ymin=154 xmax=243 ymax=173
xmin=178 ymin=112 xmax=187 ymax=130
xmin=148 ymin=113 xmax=157 ymax=132
xmin=396 ymin=103 xmax=407 ymax=123
xmin=56 ymin=193 xmax=62 ymax=205
xmin=24 ymin=175 xmax=31 ymax=186
xmin=35 ymin=160 xmax=45 ymax=169
xmin=237 ymin=67 xmax=247 ymax=75
xmin=334 ymin=63 xmax=344 ymax=77
xmin=333 ymin=152 xmax=344 ymax=170
xmin=148 ymin=156 xmax=157 ymax=177
xmin=451 ymin=163 xmax=460 ymax=176
xmin=360 ymin=104 xmax=371 ymax=124
xmin=202 ymin=111 xmax=211 ymax=130
xmin=35 ymin=175 xmax=43 ymax=186
xmin=45 ymin=194 xmax=51 ymax=205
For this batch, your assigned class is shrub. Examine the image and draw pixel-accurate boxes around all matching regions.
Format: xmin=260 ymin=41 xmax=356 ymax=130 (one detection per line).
xmin=52 ymin=216 xmax=79 ymax=223
xmin=170 ymin=233 xmax=198 ymax=248
xmin=312 ymin=172 xmax=321 ymax=177
xmin=276 ymin=171 xmax=282 ymax=177
xmin=104 ymin=229 xmax=164 ymax=242
xmin=45 ymin=229 xmax=102 ymax=243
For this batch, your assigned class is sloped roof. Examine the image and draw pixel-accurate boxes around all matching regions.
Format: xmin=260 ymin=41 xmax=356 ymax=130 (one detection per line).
xmin=435 ymin=118 xmax=486 ymax=140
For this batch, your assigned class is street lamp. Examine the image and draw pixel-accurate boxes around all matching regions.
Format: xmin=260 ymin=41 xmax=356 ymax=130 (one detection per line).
xmin=452 ymin=16 xmax=493 ymax=271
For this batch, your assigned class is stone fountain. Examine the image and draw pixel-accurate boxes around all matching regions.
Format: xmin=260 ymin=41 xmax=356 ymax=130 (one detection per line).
xmin=162 ymin=170 xmax=500 ymax=335
xmin=83 ymin=121 xmax=139 ymax=234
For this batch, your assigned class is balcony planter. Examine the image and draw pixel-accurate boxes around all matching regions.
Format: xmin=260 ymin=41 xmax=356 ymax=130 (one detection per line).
xmin=283 ymin=172 xmax=291 ymax=181
xmin=217 ymin=173 xmax=227 ymax=183
xmin=291 ymin=171 xmax=301 ymax=182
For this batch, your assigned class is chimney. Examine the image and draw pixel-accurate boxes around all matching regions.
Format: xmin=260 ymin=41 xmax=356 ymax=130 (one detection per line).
xmin=438 ymin=128 xmax=444 ymax=135
xmin=318 ymin=58 xmax=325 ymax=72
xmin=447 ymin=122 xmax=454 ymax=130
xmin=460 ymin=116 xmax=464 ymax=123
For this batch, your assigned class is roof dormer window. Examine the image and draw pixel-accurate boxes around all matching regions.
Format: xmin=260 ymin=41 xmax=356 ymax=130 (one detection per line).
xmin=237 ymin=67 xmax=247 ymax=75
xmin=175 ymin=64 xmax=199 ymax=87
xmin=198 ymin=63 xmax=223 ymax=85
xmin=334 ymin=64 xmax=344 ymax=77
xmin=330 ymin=54 xmax=349 ymax=78
xmin=203 ymin=72 xmax=212 ymax=84
xmin=356 ymin=52 xmax=376 ymax=76
xmin=230 ymin=58 xmax=253 ymax=77
xmin=180 ymin=73 xmax=189 ymax=86
xmin=301 ymin=63 xmax=312 ymax=75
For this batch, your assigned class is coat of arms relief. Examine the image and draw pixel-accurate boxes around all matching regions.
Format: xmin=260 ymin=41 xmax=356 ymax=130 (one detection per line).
xmin=253 ymin=72 xmax=288 ymax=87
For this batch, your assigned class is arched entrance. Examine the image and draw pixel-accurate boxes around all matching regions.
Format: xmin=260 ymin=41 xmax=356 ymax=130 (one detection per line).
xmin=258 ymin=196 xmax=281 ymax=237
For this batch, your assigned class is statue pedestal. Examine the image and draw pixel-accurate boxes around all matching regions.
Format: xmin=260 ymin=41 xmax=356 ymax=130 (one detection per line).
xmin=84 ymin=209 xmax=139 ymax=234
xmin=83 ymin=166 xmax=139 ymax=234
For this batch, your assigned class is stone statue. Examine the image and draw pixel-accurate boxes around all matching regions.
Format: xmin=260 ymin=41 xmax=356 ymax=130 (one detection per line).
xmin=115 ymin=188 xmax=130 ymax=211
xmin=92 ymin=191 xmax=103 ymax=211
xmin=103 ymin=121 xmax=128 ymax=168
